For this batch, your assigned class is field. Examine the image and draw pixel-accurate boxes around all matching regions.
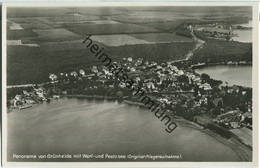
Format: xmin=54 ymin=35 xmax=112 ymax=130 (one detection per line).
xmin=90 ymin=33 xmax=193 ymax=47
xmin=6 ymin=7 xmax=252 ymax=85
xmin=91 ymin=34 xmax=150 ymax=46
xmin=131 ymin=33 xmax=193 ymax=43
xmin=7 ymin=29 xmax=37 ymax=39
xmin=138 ymin=20 xmax=192 ymax=32
xmin=64 ymin=23 xmax=160 ymax=35
xmin=32 ymin=28 xmax=81 ymax=42
xmin=37 ymin=40 xmax=85 ymax=51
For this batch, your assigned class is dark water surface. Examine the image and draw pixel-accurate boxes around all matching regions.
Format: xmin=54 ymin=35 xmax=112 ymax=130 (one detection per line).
xmin=8 ymin=98 xmax=241 ymax=162
xmin=196 ymin=65 xmax=252 ymax=87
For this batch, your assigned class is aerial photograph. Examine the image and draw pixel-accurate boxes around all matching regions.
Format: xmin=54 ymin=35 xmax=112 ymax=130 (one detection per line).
xmin=6 ymin=6 xmax=253 ymax=162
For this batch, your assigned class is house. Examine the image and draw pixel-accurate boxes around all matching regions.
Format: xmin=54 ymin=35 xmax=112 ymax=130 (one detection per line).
xmin=199 ymin=96 xmax=208 ymax=105
xmin=70 ymin=71 xmax=78 ymax=77
xmin=146 ymin=81 xmax=155 ymax=90
xmin=232 ymin=85 xmax=240 ymax=93
xmin=119 ymin=82 xmax=126 ymax=88
xmin=49 ymin=73 xmax=58 ymax=82
xmin=79 ymin=69 xmax=86 ymax=76
xmin=91 ymin=66 xmax=98 ymax=73
xmin=127 ymin=57 xmax=133 ymax=62
xmin=23 ymin=90 xmax=30 ymax=96
xmin=230 ymin=122 xmax=240 ymax=129
xmin=135 ymin=77 xmax=141 ymax=83
xmin=199 ymin=83 xmax=212 ymax=91
xmin=156 ymin=65 xmax=163 ymax=70
xmin=187 ymin=25 xmax=193 ymax=32
xmin=227 ymin=61 xmax=234 ymax=65
xmin=177 ymin=70 xmax=184 ymax=76
xmin=34 ymin=88 xmax=46 ymax=100
xmin=130 ymin=67 xmax=136 ymax=72
xmin=14 ymin=95 xmax=22 ymax=101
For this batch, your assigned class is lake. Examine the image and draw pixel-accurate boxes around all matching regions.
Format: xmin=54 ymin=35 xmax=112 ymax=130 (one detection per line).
xmin=232 ymin=20 xmax=252 ymax=43
xmin=7 ymin=98 xmax=250 ymax=162
xmin=195 ymin=65 xmax=252 ymax=87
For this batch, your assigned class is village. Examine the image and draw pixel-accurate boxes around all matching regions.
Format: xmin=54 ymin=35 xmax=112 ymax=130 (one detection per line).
xmin=7 ymin=56 xmax=252 ymax=140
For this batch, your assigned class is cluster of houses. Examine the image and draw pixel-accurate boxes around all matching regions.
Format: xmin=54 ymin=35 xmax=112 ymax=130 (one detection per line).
xmin=192 ymin=23 xmax=234 ymax=40
xmin=8 ymin=56 xmax=252 ymax=130
xmin=9 ymin=87 xmax=47 ymax=110
xmin=214 ymin=110 xmax=252 ymax=129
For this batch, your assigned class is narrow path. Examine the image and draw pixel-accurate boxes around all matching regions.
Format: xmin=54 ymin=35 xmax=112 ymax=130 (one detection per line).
xmin=185 ymin=31 xmax=205 ymax=60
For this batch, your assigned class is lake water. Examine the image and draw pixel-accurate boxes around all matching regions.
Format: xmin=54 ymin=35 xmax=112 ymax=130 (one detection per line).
xmin=8 ymin=98 xmax=247 ymax=162
xmin=232 ymin=30 xmax=252 ymax=43
xmin=232 ymin=20 xmax=252 ymax=43
xmin=195 ymin=65 xmax=252 ymax=87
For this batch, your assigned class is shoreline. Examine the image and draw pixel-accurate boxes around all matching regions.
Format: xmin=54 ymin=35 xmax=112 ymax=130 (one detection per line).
xmin=174 ymin=117 xmax=252 ymax=161
xmin=8 ymin=94 xmax=252 ymax=161
xmin=191 ymin=62 xmax=252 ymax=70
xmin=192 ymin=63 xmax=252 ymax=89
xmin=65 ymin=94 xmax=118 ymax=100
